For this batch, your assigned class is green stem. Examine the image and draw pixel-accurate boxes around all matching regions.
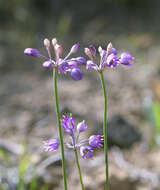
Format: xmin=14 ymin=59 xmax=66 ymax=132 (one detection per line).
xmin=53 ymin=68 xmax=68 ymax=190
xmin=74 ymin=148 xmax=85 ymax=190
xmin=99 ymin=71 xmax=109 ymax=190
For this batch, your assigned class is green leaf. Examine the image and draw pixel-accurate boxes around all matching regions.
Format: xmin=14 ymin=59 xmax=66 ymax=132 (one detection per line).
xmin=152 ymin=102 xmax=160 ymax=131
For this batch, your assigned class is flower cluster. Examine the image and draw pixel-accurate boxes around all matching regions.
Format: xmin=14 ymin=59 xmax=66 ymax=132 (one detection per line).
xmin=43 ymin=114 xmax=104 ymax=159
xmin=24 ymin=38 xmax=86 ymax=80
xmin=84 ymin=43 xmax=135 ymax=71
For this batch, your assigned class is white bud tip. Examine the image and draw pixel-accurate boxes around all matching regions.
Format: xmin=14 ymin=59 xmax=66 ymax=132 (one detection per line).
xmin=44 ymin=38 xmax=50 ymax=48
xmin=98 ymin=46 xmax=102 ymax=53
xmin=52 ymin=38 xmax=57 ymax=46
xmin=107 ymin=42 xmax=112 ymax=51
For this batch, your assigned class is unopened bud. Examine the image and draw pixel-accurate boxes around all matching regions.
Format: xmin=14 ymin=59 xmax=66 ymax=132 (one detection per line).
xmin=44 ymin=38 xmax=50 ymax=48
xmin=70 ymin=43 xmax=80 ymax=54
xmin=70 ymin=68 xmax=83 ymax=81
xmin=98 ymin=46 xmax=102 ymax=53
xmin=106 ymin=42 xmax=113 ymax=55
xmin=52 ymin=38 xmax=57 ymax=46
xmin=24 ymin=48 xmax=40 ymax=57
xmin=77 ymin=120 xmax=87 ymax=133
xmin=84 ymin=48 xmax=93 ymax=60
xmin=55 ymin=44 xmax=63 ymax=57
xmin=88 ymin=45 xmax=96 ymax=56
xmin=42 ymin=60 xmax=53 ymax=69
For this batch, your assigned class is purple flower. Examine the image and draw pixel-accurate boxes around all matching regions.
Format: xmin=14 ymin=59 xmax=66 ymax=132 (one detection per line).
xmin=89 ymin=135 xmax=104 ymax=148
xmin=86 ymin=60 xmax=97 ymax=71
xmin=67 ymin=60 xmax=78 ymax=68
xmin=84 ymin=42 xmax=135 ymax=71
xmin=24 ymin=38 xmax=85 ymax=80
xmin=75 ymin=57 xmax=86 ymax=65
xmin=104 ymin=53 xmax=119 ymax=67
xmin=88 ymin=45 xmax=96 ymax=56
xmin=42 ymin=60 xmax=53 ymax=69
xmin=62 ymin=115 xmax=75 ymax=135
xmin=109 ymin=48 xmax=117 ymax=55
xmin=70 ymin=68 xmax=83 ymax=81
xmin=58 ymin=60 xmax=68 ymax=73
xmin=70 ymin=44 xmax=80 ymax=54
xmin=119 ymin=52 xmax=135 ymax=66
xmin=80 ymin=145 xmax=93 ymax=159
xmin=77 ymin=120 xmax=87 ymax=133
xmin=24 ymin=48 xmax=40 ymax=57
xmin=43 ymin=139 xmax=59 ymax=151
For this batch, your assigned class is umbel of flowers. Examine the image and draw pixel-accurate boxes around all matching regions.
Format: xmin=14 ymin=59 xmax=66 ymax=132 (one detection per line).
xmin=24 ymin=38 xmax=86 ymax=80
xmin=44 ymin=114 xmax=104 ymax=189
xmin=44 ymin=114 xmax=104 ymax=158
xmin=84 ymin=42 xmax=135 ymax=190
xmin=24 ymin=38 xmax=135 ymax=190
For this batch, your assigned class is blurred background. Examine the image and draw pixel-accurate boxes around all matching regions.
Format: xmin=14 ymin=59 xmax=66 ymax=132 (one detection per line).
xmin=1 ymin=0 xmax=160 ymax=189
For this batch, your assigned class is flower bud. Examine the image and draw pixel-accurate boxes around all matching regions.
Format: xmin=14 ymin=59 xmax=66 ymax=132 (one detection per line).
xmin=52 ymin=38 xmax=57 ymax=46
xmin=43 ymin=139 xmax=59 ymax=151
xmin=106 ymin=42 xmax=112 ymax=55
xmin=42 ymin=60 xmax=53 ymax=69
xmin=70 ymin=68 xmax=83 ymax=81
xmin=24 ymin=48 xmax=40 ymax=57
xmin=84 ymin=48 xmax=93 ymax=60
xmin=70 ymin=44 xmax=80 ymax=54
xmin=109 ymin=48 xmax=117 ymax=55
xmin=75 ymin=57 xmax=86 ymax=64
xmin=55 ymin=44 xmax=63 ymax=58
xmin=67 ymin=60 xmax=78 ymax=67
xmin=119 ymin=52 xmax=135 ymax=66
xmin=98 ymin=46 xmax=103 ymax=53
xmin=88 ymin=45 xmax=96 ymax=56
xmin=44 ymin=38 xmax=50 ymax=48
xmin=77 ymin=120 xmax=87 ymax=133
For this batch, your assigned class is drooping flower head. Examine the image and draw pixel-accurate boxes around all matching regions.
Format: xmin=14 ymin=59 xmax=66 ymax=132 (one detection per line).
xmin=24 ymin=38 xmax=86 ymax=80
xmin=43 ymin=139 xmax=59 ymax=151
xmin=84 ymin=42 xmax=135 ymax=72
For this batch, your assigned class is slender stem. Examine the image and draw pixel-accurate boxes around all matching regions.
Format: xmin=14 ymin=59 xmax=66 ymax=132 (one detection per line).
xmin=74 ymin=148 xmax=85 ymax=190
xmin=99 ymin=71 xmax=109 ymax=190
xmin=53 ymin=68 xmax=68 ymax=190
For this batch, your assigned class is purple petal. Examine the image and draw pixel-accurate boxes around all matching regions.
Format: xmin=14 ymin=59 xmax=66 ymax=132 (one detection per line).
xmin=70 ymin=68 xmax=83 ymax=81
xmin=119 ymin=52 xmax=135 ymax=65
xmin=44 ymin=139 xmax=59 ymax=151
xmin=75 ymin=57 xmax=86 ymax=65
xmin=77 ymin=120 xmax=87 ymax=133
xmin=88 ymin=45 xmax=96 ymax=56
xmin=80 ymin=145 xmax=93 ymax=159
xmin=89 ymin=135 xmax=104 ymax=148
xmin=86 ymin=60 xmax=96 ymax=71
xmin=104 ymin=54 xmax=119 ymax=67
xmin=109 ymin=48 xmax=117 ymax=55
xmin=24 ymin=48 xmax=40 ymax=57
xmin=70 ymin=44 xmax=80 ymax=54
xmin=42 ymin=60 xmax=53 ymax=69
xmin=62 ymin=115 xmax=75 ymax=135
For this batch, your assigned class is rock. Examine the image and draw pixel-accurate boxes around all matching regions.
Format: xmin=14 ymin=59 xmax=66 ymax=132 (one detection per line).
xmin=107 ymin=115 xmax=141 ymax=148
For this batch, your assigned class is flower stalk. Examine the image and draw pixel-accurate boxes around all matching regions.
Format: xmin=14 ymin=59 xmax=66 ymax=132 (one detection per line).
xmin=74 ymin=148 xmax=85 ymax=190
xmin=53 ymin=68 xmax=68 ymax=190
xmin=99 ymin=71 xmax=109 ymax=190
